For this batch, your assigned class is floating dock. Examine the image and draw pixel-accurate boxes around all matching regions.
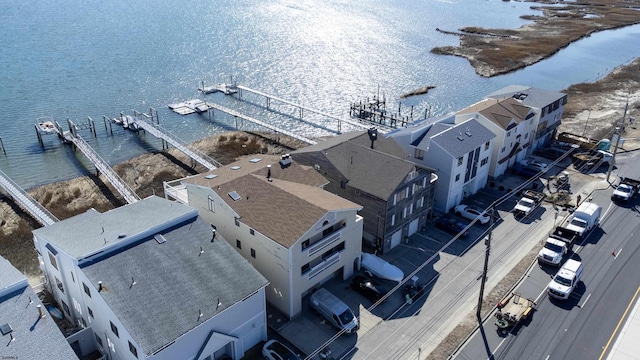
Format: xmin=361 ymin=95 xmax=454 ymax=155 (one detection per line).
xmin=168 ymin=99 xmax=215 ymax=115
xmin=198 ymin=81 xmax=238 ymax=95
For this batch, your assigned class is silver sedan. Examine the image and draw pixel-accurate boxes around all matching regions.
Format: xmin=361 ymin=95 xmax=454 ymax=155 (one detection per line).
xmin=454 ymin=204 xmax=490 ymax=224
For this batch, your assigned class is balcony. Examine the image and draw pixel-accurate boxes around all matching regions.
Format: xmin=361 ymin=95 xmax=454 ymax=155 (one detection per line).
xmin=308 ymin=253 xmax=340 ymax=279
xmin=307 ymin=230 xmax=341 ymax=256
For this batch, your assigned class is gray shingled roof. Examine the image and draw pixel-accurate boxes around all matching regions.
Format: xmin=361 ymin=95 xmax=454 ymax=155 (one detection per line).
xmin=81 ymin=216 xmax=268 ymax=357
xmin=430 ymin=119 xmax=496 ymax=158
xmin=414 ymin=123 xmax=453 ymax=149
xmin=485 ymin=85 xmax=566 ymax=108
xmin=293 ymin=132 xmax=431 ymax=199
xmin=0 ymin=257 xmax=79 ymax=359
xmin=32 ymin=196 xmax=196 ymax=259
xmin=181 ymin=155 xmax=362 ymax=248
xmin=294 ymin=131 xmax=409 ymax=158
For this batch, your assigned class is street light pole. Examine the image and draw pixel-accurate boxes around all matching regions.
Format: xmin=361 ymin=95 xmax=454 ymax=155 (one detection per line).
xmin=477 ymin=206 xmax=494 ymax=319
xmin=607 ymin=101 xmax=628 ymax=182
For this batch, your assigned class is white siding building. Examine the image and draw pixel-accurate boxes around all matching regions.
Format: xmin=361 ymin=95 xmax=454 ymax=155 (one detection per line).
xmin=485 ymin=85 xmax=568 ymax=152
xmin=32 ymin=196 xmax=269 ymax=360
xmin=386 ymin=118 xmax=496 ymax=212
xmin=164 ymin=155 xmax=364 ymax=319
xmin=456 ymin=97 xmax=537 ymax=178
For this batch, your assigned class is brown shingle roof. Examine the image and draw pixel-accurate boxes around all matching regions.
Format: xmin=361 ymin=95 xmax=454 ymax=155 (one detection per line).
xmin=458 ymin=98 xmax=531 ymax=130
xmin=182 ymin=155 xmax=361 ymax=248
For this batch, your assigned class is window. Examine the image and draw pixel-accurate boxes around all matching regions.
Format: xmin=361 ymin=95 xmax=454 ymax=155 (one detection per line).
xmin=55 ymin=277 xmax=64 ymax=293
xmin=391 ymin=214 xmax=396 ymax=226
xmin=501 ymin=146 xmax=506 ymax=153
xmin=208 ymin=195 xmax=215 ymax=212
xmin=88 ymin=307 xmax=94 ymax=318
xmin=403 ymin=207 xmax=408 ymax=219
xmin=129 ymin=341 xmax=138 ymax=358
xmin=405 ymin=187 xmax=410 ymax=198
xmin=414 ymin=148 xmax=424 ymax=160
xmin=250 ymin=249 xmax=256 ymax=258
xmin=61 ymin=300 xmax=70 ymax=316
xmin=110 ymin=321 xmax=119 ymax=338
xmin=481 ymin=158 xmax=488 ymax=166
xmin=71 ymin=272 xmax=75 ymax=283
xmin=79 ymin=317 xmax=87 ymax=328
xmin=484 ymin=142 xmax=490 ymax=151
xmin=340 ymin=180 xmax=347 ymax=189
xmin=355 ymin=189 xmax=361 ymax=195
xmin=393 ymin=193 xmax=397 ymax=205
xmin=524 ymin=133 xmax=529 ymax=139
xmin=455 ymin=174 xmax=460 ymax=182
xmin=409 ymin=203 xmax=414 ymax=215
xmin=236 ymin=240 xmax=241 ymax=249
xmin=48 ymin=252 xmax=58 ymax=270
xmin=301 ymin=263 xmax=310 ymax=275
xmin=107 ymin=337 xmax=115 ymax=353
xmin=457 ymin=157 xmax=463 ymax=166
xmin=83 ymin=283 xmax=91 ymax=298
xmin=234 ymin=218 xmax=240 ymax=227
xmin=418 ymin=197 xmax=425 ymax=208
xmin=95 ymin=334 xmax=103 ymax=347
xmin=249 ymin=228 xmax=255 ymax=235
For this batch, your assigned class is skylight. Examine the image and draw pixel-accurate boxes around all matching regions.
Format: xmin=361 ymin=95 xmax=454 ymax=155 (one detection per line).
xmin=228 ymin=191 xmax=241 ymax=201
xmin=249 ymin=158 xmax=262 ymax=163
xmin=204 ymin=174 xmax=217 ymax=179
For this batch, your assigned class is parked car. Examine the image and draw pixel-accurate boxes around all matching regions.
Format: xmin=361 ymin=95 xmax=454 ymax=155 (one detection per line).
xmin=350 ymin=275 xmax=385 ymax=301
xmin=535 ymin=147 xmax=571 ymax=161
xmin=435 ymin=215 xmax=469 ymax=237
xmin=262 ymin=339 xmax=301 ymax=360
xmin=454 ymin=204 xmax=490 ymax=224
xmin=520 ymin=160 xmax=548 ymax=173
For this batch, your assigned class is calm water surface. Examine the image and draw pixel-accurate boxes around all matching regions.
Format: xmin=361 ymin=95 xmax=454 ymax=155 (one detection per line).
xmin=1 ymin=0 xmax=639 ymax=188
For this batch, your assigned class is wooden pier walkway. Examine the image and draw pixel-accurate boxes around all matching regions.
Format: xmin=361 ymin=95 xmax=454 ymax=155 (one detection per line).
xmin=234 ymin=85 xmax=393 ymax=133
xmin=133 ymin=111 xmax=221 ymax=170
xmin=0 ymin=168 xmax=59 ymax=226
xmin=205 ymin=102 xmax=318 ymax=145
xmin=63 ymin=121 xmax=141 ymax=204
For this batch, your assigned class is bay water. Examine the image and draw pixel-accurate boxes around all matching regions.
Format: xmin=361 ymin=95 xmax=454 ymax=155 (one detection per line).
xmin=1 ymin=0 xmax=639 ymax=188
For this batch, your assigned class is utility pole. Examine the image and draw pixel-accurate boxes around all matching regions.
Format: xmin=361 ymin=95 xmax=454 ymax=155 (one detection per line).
xmin=607 ymin=101 xmax=628 ymax=182
xmin=477 ymin=206 xmax=494 ymax=319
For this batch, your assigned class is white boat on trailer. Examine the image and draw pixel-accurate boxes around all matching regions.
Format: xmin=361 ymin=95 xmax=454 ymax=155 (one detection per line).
xmin=361 ymin=252 xmax=404 ymax=282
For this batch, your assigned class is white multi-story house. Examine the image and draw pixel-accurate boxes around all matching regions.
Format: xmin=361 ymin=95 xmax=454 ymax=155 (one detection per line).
xmin=32 ymin=196 xmax=269 ymax=360
xmin=0 ymin=256 xmax=80 ymax=360
xmin=485 ymin=85 xmax=568 ymax=151
xmin=164 ymin=155 xmax=364 ymax=319
xmin=387 ymin=118 xmax=496 ymax=212
xmin=456 ymin=97 xmax=537 ymax=178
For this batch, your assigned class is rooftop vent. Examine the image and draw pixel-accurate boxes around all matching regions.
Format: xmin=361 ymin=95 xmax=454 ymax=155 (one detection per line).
xmin=249 ymin=158 xmax=262 ymax=163
xmin=267 ymin=164 xmax=272 ymax=180
xmin=204 ymin=174 xmax=217 ymax=179
xmin=465 ymin=131 xmax=472 ymax=137
xmin=230 ymin=166 xmax=241 ymax=170
xmin=118 ymin=233 xmax=127 ymax=239
xmin=228 ymin=191 xmax=241 ymax=201
xmin=154 ymin=234 xmax=167 ymax=244
xmin=279 ymin=154 xmax=291 ymax=168
xmin=456 ymin=135 xmax=464 ymax=141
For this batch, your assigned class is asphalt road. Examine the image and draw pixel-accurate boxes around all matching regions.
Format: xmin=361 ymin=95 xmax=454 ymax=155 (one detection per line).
xmin=454 ymin=151 xmax=640 ymax=360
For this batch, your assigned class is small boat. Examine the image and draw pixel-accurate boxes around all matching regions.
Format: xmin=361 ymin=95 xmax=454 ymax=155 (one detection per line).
xmin=47 ymin=305 xmax=64 ymax=320
xmin=361 ymin=253 xmax=404 ymax=282
xmin=36 ymin=116 xmax=57 ymax=134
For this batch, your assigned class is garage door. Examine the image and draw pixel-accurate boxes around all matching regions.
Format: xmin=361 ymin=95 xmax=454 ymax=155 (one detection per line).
xmin=390 ymin=230 xmax=402 ymax=249
xmin=408 ymin=218 xmax=419 ymax=236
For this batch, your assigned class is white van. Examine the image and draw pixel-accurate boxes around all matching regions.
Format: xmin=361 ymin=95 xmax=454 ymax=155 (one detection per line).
xmin=566 ymin=202 xmax=601 ymax=237
xmin=548 ymin=259 xmax=583 ymax=300
xmin=310 ymin=288 xmax=358 ymax=334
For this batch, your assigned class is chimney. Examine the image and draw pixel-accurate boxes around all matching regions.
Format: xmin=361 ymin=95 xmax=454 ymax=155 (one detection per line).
xmin=98 ymin=281 xmax=103 ymax=292
xmin=37 ymin=304 xmax=44 ymax=318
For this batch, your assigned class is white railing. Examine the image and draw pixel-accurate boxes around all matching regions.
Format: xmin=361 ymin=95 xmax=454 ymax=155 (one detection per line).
xmin=308 ymin=253 xmax=340 ymax=279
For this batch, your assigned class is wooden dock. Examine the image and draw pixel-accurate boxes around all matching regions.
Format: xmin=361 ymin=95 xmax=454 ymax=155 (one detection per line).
xmin=0 ymin=168 xmax=59 ymax=226
xmin=198 ymin=80 xmax=238 ymax=95
xmin=168 ymin=99 xmax=216 ymax=115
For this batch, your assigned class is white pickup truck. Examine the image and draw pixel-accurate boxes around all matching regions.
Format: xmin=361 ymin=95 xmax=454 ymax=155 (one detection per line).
xmin=548 ymin=259 xmax=583 ymax=300
xmin=513 ymin=190 xmax=545 ymax=217
xmin=538 ymin=226 xmax=581 ymax=266
xmin=612 ymin=177 xmax=640 ymax=202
